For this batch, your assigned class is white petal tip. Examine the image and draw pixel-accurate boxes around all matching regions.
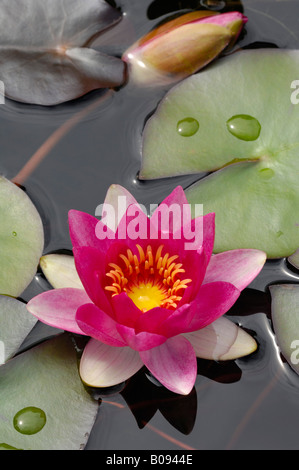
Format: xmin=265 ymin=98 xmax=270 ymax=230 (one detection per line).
xmin=40 ymin=254 xmax=83 ymax=289
xmin=185 ymin=317 xmax=258 ymax=361
xmin=79 ymin=340 xmax=143 ymax=388
xmin=219 ymin=327 xmax=257 ymax=360
xmin=288 ymin=248 xmax=299 ymax=269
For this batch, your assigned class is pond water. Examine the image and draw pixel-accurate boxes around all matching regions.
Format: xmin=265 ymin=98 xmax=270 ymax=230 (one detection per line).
xmin=2 ymin=0 xmax=299 ymax=450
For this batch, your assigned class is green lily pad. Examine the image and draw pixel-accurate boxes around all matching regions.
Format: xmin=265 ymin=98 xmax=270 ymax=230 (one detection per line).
xmin=270 ymin=284 xmax=299 ymax=376
xmin=0 ymin=176 xmax=44 ymax=297
xmin=141 ymin=50 xmax=299 ymax=258
xmin=0 ymin=295 xmax=37 ymax=363
xmin=0 ymin=334 xmax=98 ymax=450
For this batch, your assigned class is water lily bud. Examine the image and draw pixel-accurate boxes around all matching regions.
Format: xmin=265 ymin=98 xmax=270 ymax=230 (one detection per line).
xmin=122 ymin=11 xmax=247 ymax=86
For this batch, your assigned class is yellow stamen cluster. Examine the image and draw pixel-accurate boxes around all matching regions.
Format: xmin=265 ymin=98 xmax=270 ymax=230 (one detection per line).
xmin=105 ymin=244 xmax=192 ymax=312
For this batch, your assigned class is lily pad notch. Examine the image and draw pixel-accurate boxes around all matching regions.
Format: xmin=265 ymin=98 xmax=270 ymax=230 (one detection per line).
xmin=141 ymin=49 xmax=299 ymax=258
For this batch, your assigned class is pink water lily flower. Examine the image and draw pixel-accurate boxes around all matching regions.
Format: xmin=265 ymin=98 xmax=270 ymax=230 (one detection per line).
xmin=27 ymin=185 xmax=266 ymax=395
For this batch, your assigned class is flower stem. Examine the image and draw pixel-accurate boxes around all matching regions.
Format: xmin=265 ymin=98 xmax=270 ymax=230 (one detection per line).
xmin=12 ymin=90 xmax=114 ymax=186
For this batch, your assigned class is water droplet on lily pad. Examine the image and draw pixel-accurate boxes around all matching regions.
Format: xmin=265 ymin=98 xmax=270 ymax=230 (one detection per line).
xmin=226 ymin=114 xmax=261 ymax=141
xmin=13 ymin=407 xmax=46 ymax=435
xmin=12 ymin=231 xmax=17 ymax=237
xmin=0 ymin=335 xmax=98 ymax=450
xmin=177 ymin=117 xmax=199 ymax=137
xmin=259 ymin=168 xmax=275 ymax=179
xmin=141 ymin=49 xmax=299 ymax=257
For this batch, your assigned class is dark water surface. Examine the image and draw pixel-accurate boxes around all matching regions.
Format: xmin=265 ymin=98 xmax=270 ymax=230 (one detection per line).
xmin=3 ymin=0 xmax=299 ymax=450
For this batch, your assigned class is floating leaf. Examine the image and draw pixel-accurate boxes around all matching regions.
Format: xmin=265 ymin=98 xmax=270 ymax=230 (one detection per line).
xmin=0 ymin=0 xmax=126 ymax=105
xmin=0 ymin=334 xmax=98 ymax=450
xmin=0 ymin=176 xmax=44 ymax=297
xmin=141 ymin=50 xmax=299 ymax=258
xmin=0 ymin=296 xmax=37 ymax=363
xmin=270 ymin=284 xmax=299 ymax=376
xmin=288 ymin=248 xmax=299 ymax=270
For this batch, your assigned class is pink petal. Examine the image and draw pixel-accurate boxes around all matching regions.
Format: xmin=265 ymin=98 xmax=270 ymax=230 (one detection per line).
xmin=115 ymin=202 xmax=151 ymax=244
xmin=172 ymin=244 xmax=207 ymax=306
xmin=116 ymin=323 xmax=167 ymax=351
xmin=135 ymin=305 xmax=174 ymax=334
xmin=76 ymin=303 xmax=127 ymax=347
xmin=203 ymin=249 xmax=266 ymax=291
xmin=157 ymin=303 xmax=194 ymax=338
xmin=149 ymin=187 xmax=215 ymax=262
xmin=111 ymin=292 xmax=143 ymax=327
xmin=157 ymin=186 xmax=189 ymax=208
xmin=26 ymin=288 xmax=89 ymax=335
xmin=68 ymin=209 xmax=114 ymax=250
xmin=200 ymin=212 xmax=215 ymax=264
xmin=150 ymin=186 xmax=189 ymax=234
xmin=173 ymin=214 xmax=203 ymax=252
xmin=79 ymin=338 xmax=143 ymax=387
xmin=185 ymin=281 xmax=240 ymax=332
xmin=184 ymin=316 xmax=257 ymax=360
xmin=140 ymin=336 xmax=197 ymax=395
xmin=72 ymin=245 xmax=113 ymax=315
xmin=172 ymin=213 xmax=215 ymax=264
xmin=197 ymin=11 xmax=247 ymax=28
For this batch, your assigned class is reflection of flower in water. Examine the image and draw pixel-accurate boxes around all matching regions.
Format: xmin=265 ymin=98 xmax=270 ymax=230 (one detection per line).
xmin=121 ymin=361 xmax=242 ymax=433
xmin=121 ymin=369 xmax=198 ymax=435
xmin=84 ymin=356 xmax=243 ymax=449
xmin=28 ymin=185 xmax=265 ymax=395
